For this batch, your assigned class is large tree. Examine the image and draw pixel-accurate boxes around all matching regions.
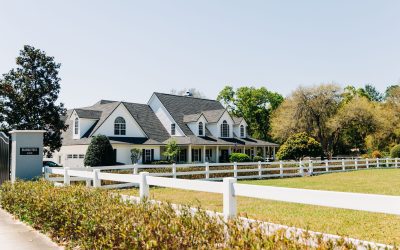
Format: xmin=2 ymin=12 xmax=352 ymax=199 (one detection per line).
xmin=0 ymin=45 xmax=67 ymax=156
xmin=217 ymin=86 xmax=283 ymax=141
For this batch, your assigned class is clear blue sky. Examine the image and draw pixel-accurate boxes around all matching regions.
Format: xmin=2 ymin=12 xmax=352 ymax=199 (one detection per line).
xmin=1 ymin=1 xmax=399 ymax=108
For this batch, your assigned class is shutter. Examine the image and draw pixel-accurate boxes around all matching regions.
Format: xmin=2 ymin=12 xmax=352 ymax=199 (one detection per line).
xmin=142 ymin=149 xmax=145 ymax=163
xmin=151 ymin=149 xmax=154 ymax=162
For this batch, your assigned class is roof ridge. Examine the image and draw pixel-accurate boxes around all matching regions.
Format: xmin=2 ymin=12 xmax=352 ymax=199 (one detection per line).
xmin=154 ymin=92 xmax=219 ymax=102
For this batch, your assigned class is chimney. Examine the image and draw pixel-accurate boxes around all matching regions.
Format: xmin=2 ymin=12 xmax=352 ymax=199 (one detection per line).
xmin=185 ymin=91 xmax=193 ymax=97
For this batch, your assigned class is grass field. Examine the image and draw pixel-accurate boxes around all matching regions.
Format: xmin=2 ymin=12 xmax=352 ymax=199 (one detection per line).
xmin=119 ymin=169 xmax=400 ymax=245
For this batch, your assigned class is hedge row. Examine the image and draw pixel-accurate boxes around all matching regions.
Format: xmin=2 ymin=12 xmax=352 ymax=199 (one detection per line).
xmin=0 ymin=181 xmax=354 ymax=249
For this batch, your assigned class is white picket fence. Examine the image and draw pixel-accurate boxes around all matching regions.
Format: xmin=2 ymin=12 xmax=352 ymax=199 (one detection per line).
xmin=48 ymin=157 xmax=399 ymax=183
xmin=45 ymin=161 xmax=400 ymax=219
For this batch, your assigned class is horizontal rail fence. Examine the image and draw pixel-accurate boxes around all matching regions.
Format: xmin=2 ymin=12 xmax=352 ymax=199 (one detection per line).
xmin=46 ymin=157 xmax=399 ymax=185
xmin=45 ymin=166 xmax=400 ymax=220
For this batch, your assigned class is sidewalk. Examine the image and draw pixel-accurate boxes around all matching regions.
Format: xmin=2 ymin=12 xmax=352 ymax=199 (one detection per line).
xmin=0 ymin=208 xmax=62 ymax=250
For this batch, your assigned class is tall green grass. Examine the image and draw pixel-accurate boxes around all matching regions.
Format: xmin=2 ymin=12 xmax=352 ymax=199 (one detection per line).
xmin=0 ymin=180 xmax=355 ymax=249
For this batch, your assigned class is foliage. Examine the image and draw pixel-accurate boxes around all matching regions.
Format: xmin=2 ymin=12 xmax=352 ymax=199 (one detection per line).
xmin=151 ymin=160 xmax=173 ymax=165
xmin=217 ymin=86 xmax=283 ymax=141
xmin=276 ymin=133 xmax=322 ymax=160
xmin=390 ymin=145 xmax=400 ymax=158
xmin=271 ymin=84 xmax=342 ymax=157
xmin=162 ymin=140 xmax=181 ymax=162
xmin=130 ymin=148 xmax=142 ymax=164
xmin=0 ymin=45 xmax=67 ymax=157
xmin=253 ymin=155 xmax=263 ymax=162
xmin=0 ymin=180 xmax=327 ymax=249
xmin=84 ymin=135 xmax=115 ymax=166
xmin=371 ymin=150 xmax=382 ymax=159
xmin=229 ymin=153 xmax=251 ymax=162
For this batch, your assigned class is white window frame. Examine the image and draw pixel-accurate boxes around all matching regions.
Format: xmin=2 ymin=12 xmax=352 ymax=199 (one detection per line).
xmin=220 ymin=120 xmax=229 ymax=138
xmin=198 ymin=122 xmax=204 ymax=136
xmin=114 ymin=117 xmax=126 ymax=135
xmin=74 ymin=117 xmax=79 ymax=135
xmin=145 ymin=149 xmax=152 ymax=163
xmin=171 ymin=123 xmax=176 ymax=135
xmin=240 ymin=125 xmax=245 ymax=137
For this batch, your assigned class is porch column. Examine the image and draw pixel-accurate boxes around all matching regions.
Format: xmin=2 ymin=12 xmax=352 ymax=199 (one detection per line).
xmin=267 ymin=147 xmax=270 ymax=159
xmin=216 ymin=146 xmax=219 ymax=163
xmin=228 ymin=147 xmax=232 ymax=155
xmin=188 ymin=145 xmax=192 ymax=163
xmin=263 ymin=147 xmax=266 ymax=160
xmin=243 ymin=146 xmax=246 ymax=155
xmin=253 ymin=147 xmax=257 ymax=157
xmin=273 ymin=147 xmax=276 ymax=159
xmin=203 ymin=145 xmax=206 ymax=163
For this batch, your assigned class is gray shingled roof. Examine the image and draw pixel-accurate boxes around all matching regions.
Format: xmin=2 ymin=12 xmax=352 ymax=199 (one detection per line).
xmin=154 ymin=93 xmax=225 ymax=135
xmin=164 ymin=135 xmax=278 ymax=146
xmin=75 ymin=109 xmax=102 ymax=119
xmin=62 ymin=100 xmax=170 ymax=146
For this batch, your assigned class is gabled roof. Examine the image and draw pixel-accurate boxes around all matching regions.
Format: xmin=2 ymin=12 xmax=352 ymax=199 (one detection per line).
xmin=153 ymin=92 xmax=225 ymax=135
xmin=202 ymin=109 xmax=226 ymax=123
xmin=62 ymin=99 xmax=170 ymax=145
xmin=232 ymin=116 xmax=244 ymax=125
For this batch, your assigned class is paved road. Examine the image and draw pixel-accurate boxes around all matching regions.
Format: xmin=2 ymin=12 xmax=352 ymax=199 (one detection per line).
xmin=0 ymin=208 xmax=62 ymax=250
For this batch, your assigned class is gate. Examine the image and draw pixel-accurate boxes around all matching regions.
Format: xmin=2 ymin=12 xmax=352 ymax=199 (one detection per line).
xmin=0 ymin=132 xmax=10 ymax=185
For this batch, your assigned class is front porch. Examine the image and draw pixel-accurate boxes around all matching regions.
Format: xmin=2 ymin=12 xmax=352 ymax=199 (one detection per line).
xmin=161 ymin=145 xmax=277 ymax=163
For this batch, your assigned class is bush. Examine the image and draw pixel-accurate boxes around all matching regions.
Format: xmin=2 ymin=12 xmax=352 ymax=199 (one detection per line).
xmin=371 ymin=150 xmax=382 ymax=158
xmin=229 ymin=153 xmax=251 ymax=162
xmin=276 ymin=132 xmax=322 ymax=160
xmin=151 ymin=160 xmax=173 ymax=165
xmin=253 ymin=156 xmax=263 ymax=162
xmin=84 ymin=135 xmax=115 ymax=167
xmin=390 ymin=145 xmax=400 ymax=158
xmin=0 ymin=180 xmax=328 ymax=249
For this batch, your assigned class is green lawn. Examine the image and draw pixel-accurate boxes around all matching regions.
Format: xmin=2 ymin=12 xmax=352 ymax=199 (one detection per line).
xmin=119 ymin=169 xmax=400 ymax=245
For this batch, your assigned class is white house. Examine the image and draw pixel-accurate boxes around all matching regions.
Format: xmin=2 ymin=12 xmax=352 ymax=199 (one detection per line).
xmin=51 ymin=92 xmax=278 ymax=167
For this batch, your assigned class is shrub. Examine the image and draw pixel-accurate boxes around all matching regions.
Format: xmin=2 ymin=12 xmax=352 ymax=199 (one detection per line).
xmin=151 ymin=160 xmax=173 ymax=165
xmin=130 ymin=148 xmax=141 ymax=164
xmin=253 ymin=155 xmax=263 ymax=162
xmin=0 ymin=180 xmax=331 ymax=249
xmin=371 ymin=150 xmax=382 ymax=158
xmin=230 ymin=153 xmax=251 ymax=162
xmin=390 ymin=145 xmax=400 ymax=158
xmin=84 ymin=135 xmax=115 ymax=166
xmin=276 ymin=132 xmax=322 ymax=160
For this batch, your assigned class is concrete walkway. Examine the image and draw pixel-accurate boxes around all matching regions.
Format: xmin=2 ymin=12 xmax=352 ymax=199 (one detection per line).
xmin=0 ymin=208 xmax=62 ymax=250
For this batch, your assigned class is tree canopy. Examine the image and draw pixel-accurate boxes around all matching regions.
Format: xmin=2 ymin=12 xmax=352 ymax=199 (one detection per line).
xmin=0 ymin=45 xmax=67 ymax=156
xmin=217 ymin=86 xmax=283 ymax=141
xmin=276 ymin=132 xmax=322 ymax=161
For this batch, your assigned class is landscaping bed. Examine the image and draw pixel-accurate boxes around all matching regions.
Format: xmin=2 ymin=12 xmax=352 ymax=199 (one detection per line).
xmin=0 ymin=180 xmax=353 ymax=249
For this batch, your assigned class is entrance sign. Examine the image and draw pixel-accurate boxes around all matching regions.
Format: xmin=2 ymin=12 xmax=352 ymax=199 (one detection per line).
xmin=10 ymin=130 xmax=45 ymax=182
xmin=20 ymin=147 xmax=40 ymax=155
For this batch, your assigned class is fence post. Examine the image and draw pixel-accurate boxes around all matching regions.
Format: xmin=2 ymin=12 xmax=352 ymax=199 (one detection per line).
xmin=396 ymin=158 xmax=398 ymax=168
xmin=366 ymin=158 xmax=369 ymax=169
xmin=258 ymin=161 xmax=262 ymax=179
xmin=279 ymin=161 xmax=283 ymax=178
xmin=93 ymin=169 xmax=101 ymax=188
xmin=299 ymin=160 xmax=304 ymax=176
xmin=133 ymin=163 xmax=138 ymax=175
xmin=233 ymin=162 xmax=238 ymax=178
xmin=223 ymin=177 xmax=237 ymax=220
xmin=376 ymin=158 xmax=379 ymax=168
xmin=172 ymin=163 xmax=177 ymax=179
xmin=342 ymin=159 xmax=345 ymax=171
xmin=139 ymin=172 xmax=149 ymax=200
xmin=63 ymin=167 xmax=70 ymax=186
xmin=309 ymin=160 xmax=313 ymax=175
xmin=205 ymin=162 xmax=210 ymax=179
xmin=44 ymin=166 xmax=50 ymax=180
xmin=355 ymin=158 xmax=358 ymax=170
xmin=386 ymin=158 xmax=389 ymax=168
xmin=325 ymin=159 xmax=329 ymax=172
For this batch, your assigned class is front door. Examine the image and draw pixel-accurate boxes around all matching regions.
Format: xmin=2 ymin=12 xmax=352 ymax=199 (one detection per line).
xmin=220 ymin=149 xmax=229 ymax=163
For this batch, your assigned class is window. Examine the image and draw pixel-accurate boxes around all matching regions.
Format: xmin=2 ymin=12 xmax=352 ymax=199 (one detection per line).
xmin=240 ymin=125 xmax=245 ymax=137
xmin=142 ymin=149 xmax=154 ymax=163
xmin=192 ymin=149 xmax=202 ymax=162
xmin=114 ymin=117 xmax=126 ymax=135
xmin=220 ymin=120 xmax=229 ymax=137
xmin=67 ymin=154 xmax=73 ymax=159
xmin=74 ymin=117 xmax=79 ymax=135
xmin=198 ymin=122 xmax=204 ymax=136
xmin=79 ymin=154 xmax=85 ymax=159
xmin=171 ymin=123 xmax=176 ymax=135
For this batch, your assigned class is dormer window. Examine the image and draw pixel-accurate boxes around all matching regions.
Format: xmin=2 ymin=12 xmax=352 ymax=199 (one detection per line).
xmin=240 ymin=125 xmax=245 ymax=137
xmin=171 ymin=123 xmax=176 ymax=135
xmin=220 ymin=120 xmax=229 ymax=138
xmin=74 ymin=117 xmax=79 ymax=135
xmin=114 ymin=117 xmax=126 ymax=135
xmin=198 ymin=122 xmax=204 ymax=136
